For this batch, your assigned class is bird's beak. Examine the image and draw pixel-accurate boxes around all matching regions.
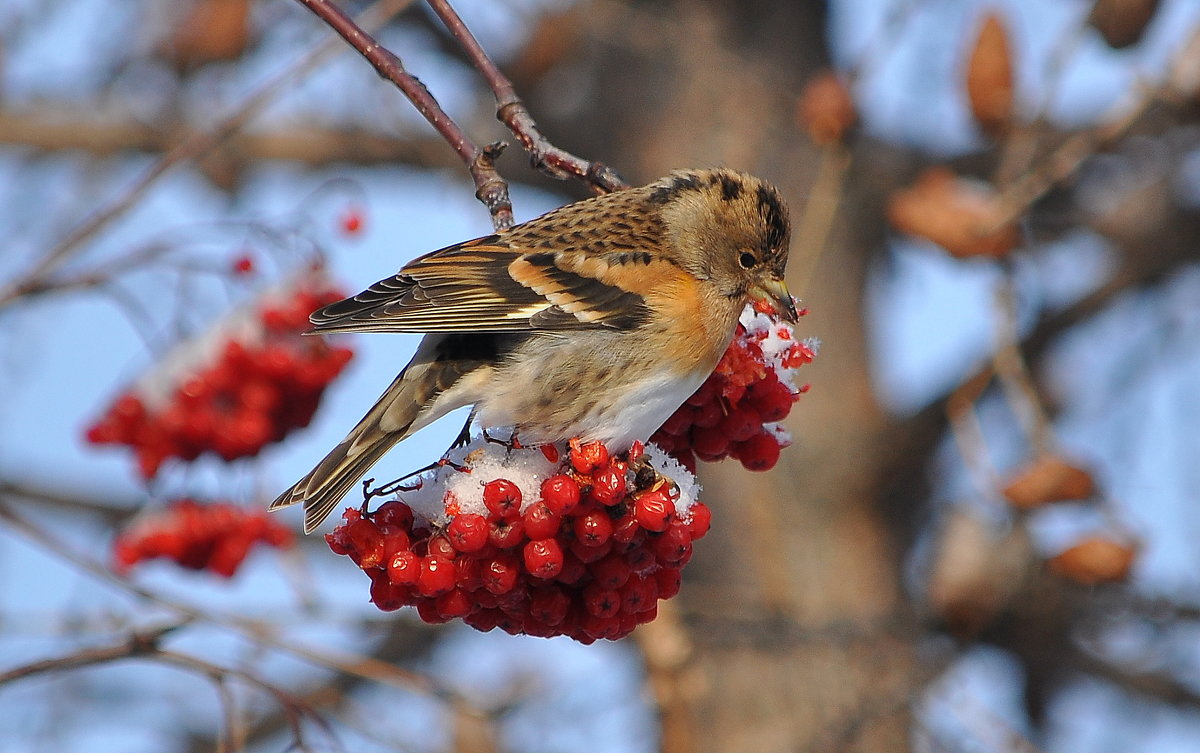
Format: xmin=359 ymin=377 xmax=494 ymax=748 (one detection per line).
xmin=750 ymin=276 xmax=798 ymax=322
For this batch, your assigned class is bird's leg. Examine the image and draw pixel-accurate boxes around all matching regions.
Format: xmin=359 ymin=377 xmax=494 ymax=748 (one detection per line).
xmin=449 ymin=408 xmax=478 ymax=450
xmin=481 ymin=426 xmax=523 ymax=452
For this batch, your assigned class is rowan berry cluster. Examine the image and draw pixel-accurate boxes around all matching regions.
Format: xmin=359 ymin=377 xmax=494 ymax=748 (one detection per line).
xmin=113 ymin=499 xmax=293 ymax=577
xmin=85 ymin=276 xmax=353 ymax=478
xmin=326 ymin=439 xmax=710 ymax=643
xmin=651 ymin=306 xmax=815 ymax=472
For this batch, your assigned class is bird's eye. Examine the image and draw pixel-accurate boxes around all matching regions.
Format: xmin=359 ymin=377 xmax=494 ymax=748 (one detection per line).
xmin=739 ymin=252 xmax=758 ymax=269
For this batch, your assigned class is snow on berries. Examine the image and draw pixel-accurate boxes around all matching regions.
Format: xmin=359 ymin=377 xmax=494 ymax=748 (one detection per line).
xmin=112 ymin=499 xmax=293 ymax=577
xmin=84 ymin=271 xmax=354 ymax=478
xmin=651 ymin=305 xmax=816 ymax=472
xmin=326 ymin=437 xmax=710 ymax=643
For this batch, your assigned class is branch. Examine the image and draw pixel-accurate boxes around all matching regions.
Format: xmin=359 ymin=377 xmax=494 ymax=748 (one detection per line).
xmin=0 ymin=107 xmax=460 ymax=171
xmin=0 ymin=623 xmax=181 ymax=684
xmin=0 ymin=0 xmax=415 ymax=312
xmin=424 ymin=0 xmax=628 ymax=194
xmin=1073 ymin=650 xmax=1200 ymax=711
xmin=0 ymin=500 xmax=462 ymax=703
xmin=294 ymin=0 xmax=514 ymax=230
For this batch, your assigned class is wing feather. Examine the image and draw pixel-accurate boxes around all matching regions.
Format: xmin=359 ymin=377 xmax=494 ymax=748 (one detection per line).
xmin=308 ymin=234 xmax=651 ymax=335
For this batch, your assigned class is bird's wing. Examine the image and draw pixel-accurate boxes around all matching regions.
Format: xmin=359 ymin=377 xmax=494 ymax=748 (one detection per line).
xmin=308 ymin=236 xmax=651 ymax=334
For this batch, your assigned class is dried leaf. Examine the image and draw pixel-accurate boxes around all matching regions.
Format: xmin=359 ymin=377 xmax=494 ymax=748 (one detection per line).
xmin=965 ymin=11 xmax=1015 ymax=135
xmin=164 ymin=0 xmax=252 ymax=71
xmin=1047 ymin=536 xmax=1137 ymax=584
xmin=1088 ymin=0 xmax=1161 ymax=50
xmin=796 ymin=70 xmax=857 ymax=146
xmin=1002 ymin=455 xmax=1096 ymax=510
xmin=886 ymin=167 xmax=1018 ymax=258
xmin=927 ymin=509 xmax=1035 ymax=636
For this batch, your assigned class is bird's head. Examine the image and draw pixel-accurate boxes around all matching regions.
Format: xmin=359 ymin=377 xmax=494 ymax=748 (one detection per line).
xmin=652 ymin=168 xmax=796 ymax=321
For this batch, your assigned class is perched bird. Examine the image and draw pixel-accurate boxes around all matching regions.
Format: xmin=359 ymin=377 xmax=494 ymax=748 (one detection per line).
xmin=271 ymin=168 xmax=795 ymax=533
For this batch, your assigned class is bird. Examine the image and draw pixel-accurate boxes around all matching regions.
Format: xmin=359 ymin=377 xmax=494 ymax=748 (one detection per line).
xmin=271 ymin=168 xmax=795 ymax=533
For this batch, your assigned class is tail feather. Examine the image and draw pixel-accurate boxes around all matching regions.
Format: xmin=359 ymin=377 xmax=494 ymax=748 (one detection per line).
xmin=271 ymin=334 xmax=498 ymax=533
xmin=271 ymin=366 xmax=431 ymax=534
xmin=270 ymin=426 xmax=403 ymax=534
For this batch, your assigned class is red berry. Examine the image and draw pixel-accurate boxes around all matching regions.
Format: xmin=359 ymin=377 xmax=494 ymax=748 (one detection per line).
xmin=556 ymin=552 xmax=588 ymax=585
xmin=427 ymin=535 xmax=457 ymax=560
xmin=657 ymin=409 xmax=693 ymax=436
xmin=690 ymin=401 xmax=723 ymax=428
xmin=569 ymin=536 xmax=613 ymax=564
xmin=447 ymin=513 xmax=488 ymax=553
xmin=686 ymin=379 xmax=719 ymax=407
xmin=686 ymin=502 xmax=712 ymax=539
xmin=345 ymin=518 xmax=385 ymax=568
xmin=691 ymin=425 xmax=730 ymax=457
xmin=625 ymin=545 xmax=657 ymax=575
xmin=435 ymin=588 xmax=473 ymax=618
xmin=572 ymin=510 xmax=614 ymax=547
xmin=416 ymin=599 xmax=451 ymax=624
xmin=377 ymin=524 xmax=411 ymax=560
xmin=570 ymin=440 xmax=609 ymax=474
xmin=591 ymin=552 xmax=633 ymax=589
xmin=232 ymin=254 xmax=254 ymax=275
xmin=417 ymin=556 xmax=456 ymax=597
xmin=482 ymin=478 xmax=522 ymax=519
xmin=719 ymin=408 xmax=759 ymax=442
xmin=375 ymin=501 xmax=414 ymax=530
xmin=453 ymin=555 xmax=484 ymax=590
xmin=620 ymin=575 xmax=658 ymax=614
xmin=736 ymin=431 xmax=782 ymax=471
xmin=522 ymin=502 xmax=561 ymax=540
xmin=340 ymin=206 xmax=364 ymax=236
xmin=523 ymin=538 xmax=564 ymax=579
xmin=529 ymin=586 xmax=571 ymax=626
xmin=386 ymin=550 xmax=420 ymax=585
xmin=611 ymin=511 xmax=641 ymax=544
xmin=653 ymin=524 xmax=693 ymax=566
xmin=655 ymin=567 xmax=682 ymax=599
xmin=488 ymin=517 xmax=525 ymax=549
xmin=583 ymin=583 xmax=622 ymax=618
xmin=540 ymin=475 xmax=581 ymax=515
xmin=370 ymin=576 xmax=408 ymax=612
xmin=589 ymin=467 xmax=626 ymax=506
xmin=481 ymin=554 xmax=520 ymax=594
xmin=634 ymin=488 xmax=675 ymax=532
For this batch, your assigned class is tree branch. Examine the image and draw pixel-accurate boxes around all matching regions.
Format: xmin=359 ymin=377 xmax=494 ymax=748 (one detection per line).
xmin=294 ymin=0 xmax=514 ymax=230
xmin=0 ymin=0 xmax=416 ymax=312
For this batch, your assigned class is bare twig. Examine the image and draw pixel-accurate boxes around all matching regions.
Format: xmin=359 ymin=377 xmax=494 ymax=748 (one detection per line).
xmin=294 ymin=0 xmax=514 ymax=229
xmin=0 ymin=500 xmax=463 ymax=704
xmin=992 ymin=280 xmax=1055 ymax=454
xmin=0 ymin=0 xmax=416 ymax=311
xmin=0 ymin=622 xmax=182 ymax=684
xmin=423 ymin=0 xmax=628 ymax=194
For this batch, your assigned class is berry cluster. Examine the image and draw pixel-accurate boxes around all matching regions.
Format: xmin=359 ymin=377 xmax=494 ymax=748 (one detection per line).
xmin=326 ymin=440 xmax=710 ymax=643
xmin=113 ymin=499 xmax=293 ymax=577
xmin=651 ymin=306 xmax=815 ymax=472
xmin=85 ymin=276 xmax=353 ymax=478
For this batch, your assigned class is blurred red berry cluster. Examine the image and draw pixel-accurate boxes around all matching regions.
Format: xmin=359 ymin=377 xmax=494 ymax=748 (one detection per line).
xmin=113 ymin=499 xmax=293 ymax=577
xmin=85 ymin=276 xmax=353 ymax=478
xmin=326 ymin=440 xmax=710 ymax=643
xmin=652 ymin=307 xmax=814 ymax=472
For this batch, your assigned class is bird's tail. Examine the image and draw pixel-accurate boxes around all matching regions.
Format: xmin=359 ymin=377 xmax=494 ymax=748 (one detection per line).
xmin=270 ymin=360 xmax=452 ymax=534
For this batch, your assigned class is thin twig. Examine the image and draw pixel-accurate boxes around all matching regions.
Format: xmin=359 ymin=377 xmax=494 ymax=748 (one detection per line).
xmin=791 ymin=145 xmax=851 ymax=293
xmin=0 ymin=0 xmax=416 ymax=311
xmin=992 ymin=280 xmax=1055 ymax=454
xmin=0 ymin=622 xmax=182 ymax=684
xmin=0 ymin=501 xmax=462 ymax=704
xmin=423 ymin=0 xmax=628 ymax=194
xmin=294 ymin=0 xmax=514 ymax=229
